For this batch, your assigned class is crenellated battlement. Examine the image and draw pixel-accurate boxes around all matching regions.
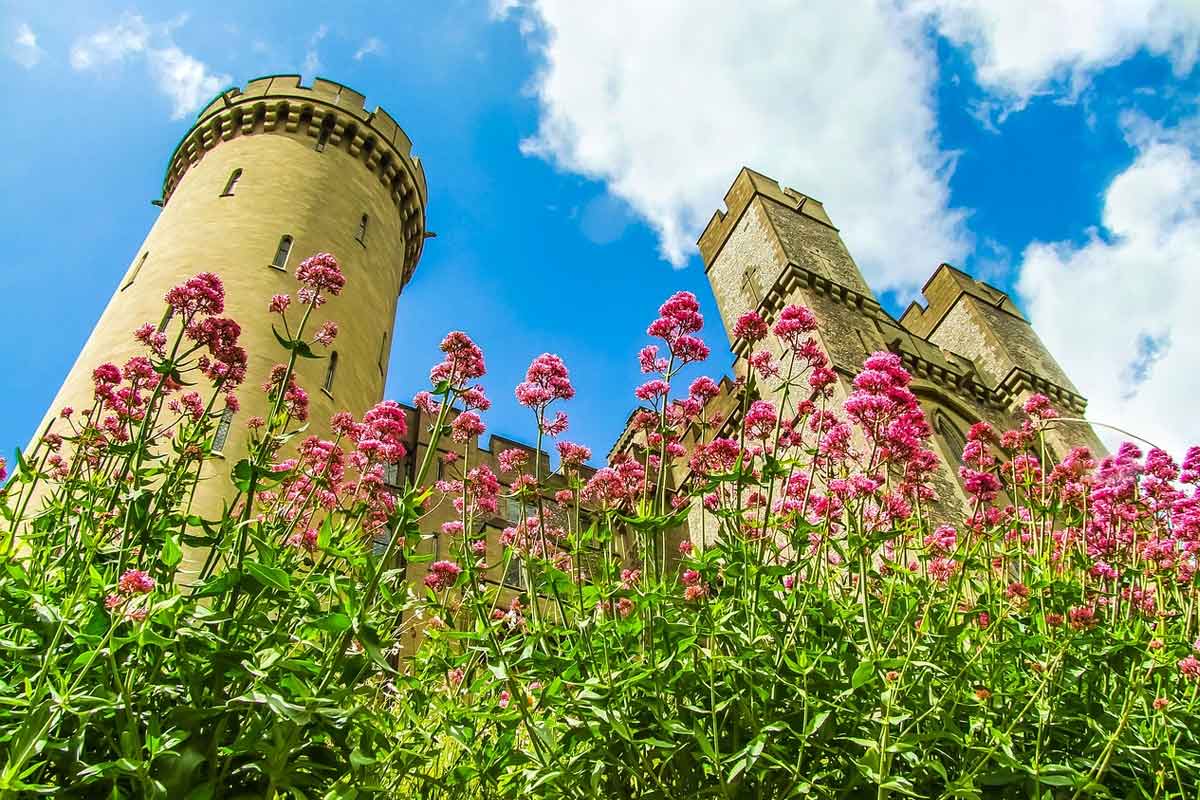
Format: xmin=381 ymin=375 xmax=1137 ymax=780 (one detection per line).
xmin=160 ymin=75 xmax=428 ymax=283
xmin=697 ymin=167 xmax=836 ymax=267
xmin=899 ymin=263 xmax=1024 ymax=339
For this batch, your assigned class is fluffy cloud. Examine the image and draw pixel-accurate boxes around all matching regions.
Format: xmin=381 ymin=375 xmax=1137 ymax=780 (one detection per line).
xmin=497 ymin=1 xmax=970 ymax=292
xmin=914 ymin=0 xmax=1200 ymax=107
xmin=70 ymin=14 xmax=228 ymax=119
xmin=304 ymin=24 xmax=328 ymax=75
xmin=1018 ymin=112 xmax=1200 ymax=457
xmin=9 ymin=22 xmax=43 ymax=69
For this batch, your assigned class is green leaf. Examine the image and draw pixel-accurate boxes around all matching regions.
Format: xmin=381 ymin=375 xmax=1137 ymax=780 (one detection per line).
xmin=161 ymin=534 xmax=182 ymax=568
xmin=231 ymin=459 xmax=253 ymax=492
xmin=312 ymin=612 xmax=351 ymax=633
xmin=851 ymin=659 xmax=875 ymax=689
xmin=244 ymin=560 xmax=291 ymax=592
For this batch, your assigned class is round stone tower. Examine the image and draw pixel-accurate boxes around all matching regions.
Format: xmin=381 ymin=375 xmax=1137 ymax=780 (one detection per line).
xmin=34 ymin=75 xmax=427 ymax=531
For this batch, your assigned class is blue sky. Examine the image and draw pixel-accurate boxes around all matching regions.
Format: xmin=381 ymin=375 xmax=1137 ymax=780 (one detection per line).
xmin=3 ymin=1 xmax=1200 ymax=462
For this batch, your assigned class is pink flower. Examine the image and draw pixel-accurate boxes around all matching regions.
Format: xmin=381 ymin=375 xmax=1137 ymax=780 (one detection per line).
xmin=683 ymin=584 xmax=708 ymax=602
xmin=498 ymin=689 xmax=511 ymax=708
xmin=1153 ymin=697 xmax=1169 ymax=711
xmin=165 ymin=272 xmax=225 ymax=317
xmin=413 ymin=390 xmax=441 ymax=415
xmin=461 ymin=385 xmax=491 ymax=411
xmin=744 ymin=400 xmax=777 ymax=440
xmin=639 ymin=345 xmax=668 ymax=374
xmin=647 ymin=291 xmax=704 ymax=346
xmin=689 ymin=376 xmax=720 ymax=402
xmin=515 ymin=353 xmax=574 ymax=409
xmin=556 ymin=441 xmax=592 ymax=468
xmin=286 ymin=528 xmax=319 ymax=553
xmin=313 ymin=320 xmax=339 ymax=346
xmin=1179 ymin=655 xmax=1200 ymax=681
xmin=447 ymin=667 xmax=465 ymax=687
xmin=616 ymin=597 xmax=634 ymax=617
xmin=60 ymin=407 xmax=74 ymax=419
xmin=733 ymin=311 xmax=768 ymax=342
xmin=117 ymin=569 xmax=155 ymax=595
xmin=924 ymin=525 xmax=957 ymax=555
xmin=269 ymin=294 xmax=291 ymax=314
xmin=431 ymin=331 xmax=486 ymax=387
xmin=772 ymin=304 xmax=818 ymax=348
xmin=634 ymin=379 xmax=669 ymax=403
xmin=678 ymin=540 xmax=694 ymax=555
xmin=451 ymin=411 xmax=486 ymax=443
xmin=498 ymin=448 xmax=529 ymax=474
xmin=424 ymin=560 xmax=463 ymax=591
xmin=543 ymin=411 xmax=569 ymax=437
xmin=1022 ymin=393 xmax=1055 ymax=420
xmin=295 ymin=252 xmax=346 ymax=297
xmin=360 ymin=401 xmax=409 ymax=464
xmin=681 ymin=569 xmax=701 ymax=587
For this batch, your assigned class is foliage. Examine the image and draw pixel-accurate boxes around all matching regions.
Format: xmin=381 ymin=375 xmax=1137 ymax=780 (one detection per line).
xmin=2 ymin=261 xmax=1199 ymax=798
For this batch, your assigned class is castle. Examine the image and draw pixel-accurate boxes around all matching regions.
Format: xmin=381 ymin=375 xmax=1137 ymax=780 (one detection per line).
xmin=33 ymin=76 xmax=1103 ymax=583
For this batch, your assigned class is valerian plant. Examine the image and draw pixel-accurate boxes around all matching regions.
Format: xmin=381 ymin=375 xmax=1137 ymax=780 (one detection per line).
xmin=2 ymin=266 xmax=1199 ymax=798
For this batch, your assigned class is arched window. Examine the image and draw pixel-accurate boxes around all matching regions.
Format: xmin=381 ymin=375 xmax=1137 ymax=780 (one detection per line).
xmin=220 ymin=168 xmax=242 ymax=196
xmin=212 ymin=408 xmax=235 ymax=454
xmin=378 ymin=331 xmax=388 ymax=376
xmin=271 ymin=235 xmax=293 ymax=270
xmin=935 ymin=411 xmax=967 ymax=466
xmin=357 ymin=213 xmax=368 ymax=244
xmin=122 ymin=252 xmax=149 ymax=290
xmin=323 ymin=351 xmax=338 ymax=394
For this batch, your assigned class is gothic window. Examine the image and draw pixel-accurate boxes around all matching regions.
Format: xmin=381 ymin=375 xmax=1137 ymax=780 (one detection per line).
xmin=271 ymin=235 xmax=293 ymax=270
xmin=935 ymin=411 xmax=967 ymax=466
xmin=157 ymin=307 xmax=173 ymax=332
xmin=357 ymin=213 xmax=369 ymax=244
xmin=122 ymin=252 xmax=149 ymax=290
xmin=323 ymin=351 xmax=338 ymax=394
xmin=212 ymin=408 xmax=234 ymax=454
xmin=220 ymin=168 xmax=242 ymax=196
xmin=378 ymin=331 xmax=388 ymax=376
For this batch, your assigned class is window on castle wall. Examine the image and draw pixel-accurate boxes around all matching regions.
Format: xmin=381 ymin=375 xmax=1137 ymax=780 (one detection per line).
xmin=271 ymin=235 xmax=293 ymax=270
xmin=357 ymin=213 xmax=368 ymax=245
xmin=378 ymin=331 xmax=388 ymax=377
xmin=741 ymin=266 xmax=763 ymax=305
xmin=323 ymin=351 xmax=338 ymax=395
xmin=315 ymin=118 xmax=333 ymax=152
xmin=220 ymin=168 xmax=242 ymax=197
xmin=384 ymin=461 xmax=401 ymax=488
xmin=503 ymin=552 xmax=526 ymax=590
xmin=212 ymin=408 xmax=235 ymax=454
xmin=122 ymin=252 xmax=149 ymax=291
xmin=157 ymin=307 xmax=173 ymax=333
xmin=935 ymin=412 xmax=967 ymax=466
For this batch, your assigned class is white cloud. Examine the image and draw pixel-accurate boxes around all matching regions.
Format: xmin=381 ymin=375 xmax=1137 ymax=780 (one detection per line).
xmin=304 ymin=24 xmax=328 ymax=75
xmin=912 ymin=0 xmax=1200 ymax=109
xmin=148 ymin=46 xmax=228 ymax=119
xmin=70 ymin=14 xmax=228 ymax=119
xmin=70 ymin=14 xmax=150 ymax=69
xmin=1018 ymin=112 xmax=1200 ymax=457
xmin=496 ymin=1 xmax=970 ymax=292
xmin=10 ymin=22 xmax=43 ymax=68
xmin=354 ymin=36 xmax=383 ymax=61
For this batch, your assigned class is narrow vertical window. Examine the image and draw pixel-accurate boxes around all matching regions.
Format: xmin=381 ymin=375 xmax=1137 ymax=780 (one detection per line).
xmin=212 ymin=408 xmax=234 ymax=453
xmin=271 ymin=235 xmax=293 ymax=270
xmin=323 ymin=351 xmax=338 ymax=394
xmin=157 ymin=307 xmax=173 ymax=332
xmin=357 ymin=213 xmax=369 ymax=244
xmin=504 ymin=554 xmax=525 ymax=589
xmin=220 ymin=168 xmax=242 ymax=196
xmin=122 ymin=252 xmax=149 ymax=291
xmin=384 ymin=461 xmax=401 ymax=488
xmin=315 ymin=116 xmax=333 ymax=152
xmin=378 ymin=331 xmax=388 ymax=376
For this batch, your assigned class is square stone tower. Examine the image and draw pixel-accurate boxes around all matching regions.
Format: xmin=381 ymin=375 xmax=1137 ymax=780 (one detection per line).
xmin=690 ymin=167 xmax=1104 ymax=514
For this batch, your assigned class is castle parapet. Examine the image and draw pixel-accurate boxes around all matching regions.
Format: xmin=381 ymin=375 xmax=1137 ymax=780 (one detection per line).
xmin=165 ymin=75 xmax=428 ymax=284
